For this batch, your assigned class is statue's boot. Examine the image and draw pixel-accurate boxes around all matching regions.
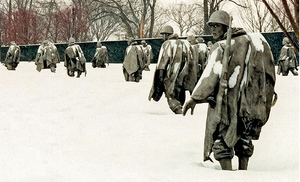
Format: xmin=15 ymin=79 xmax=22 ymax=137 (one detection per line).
xmin=50 ymin=65 xmax=56 ymax=73
xmin=238 ymin=156 xmax=249 ymax=170
xmin=291 ymin=69 xmax=298 ymax=76
xmin=219 ymin=158 xmax=232 ymax=170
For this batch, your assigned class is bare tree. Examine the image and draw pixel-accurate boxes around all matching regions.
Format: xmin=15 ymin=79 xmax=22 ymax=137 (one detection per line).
xmin=53 ymin=5 xmax=89 ymax=42
xmin=166 ymin=3 xmax=202 ymax=36
xmin=0 ymin=0 xmax=46 ymax=44
xmin=148 ymin=5 xmax=169 ymax=38
xmin=35 ymin=0 xmax=62 ymax=41
xmin=88 ymin=18 xmax=119 ymax=41
xmin=148 ymin=0 xmax=157 ymax=38
xmin=262 ymin=0 xmax=298 ymax=52
xmin=236 ymin=0 xmax=283 ymax=32
xmin=91 ymin=0 xmax=157 ymax=38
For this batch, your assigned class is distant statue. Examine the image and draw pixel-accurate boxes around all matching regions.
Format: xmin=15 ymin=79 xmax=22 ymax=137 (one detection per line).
xmin=64 ymin=37 xmax=87 ymax=78
xmin=35 ymin=40 xmax=60 ymax=73
xmin=196 ymin=37 xmax=208 ymax=80
xmin=122 ymin=37 xmax=144 ymax=82
xmin=4 ymin=41 xmax=20 ymax=70
xmin=140 ymin=40 xmax=153 ymax=71
xmin=92 ymin=41 xmax=109 ymax=68
xmin=277 ymin=37 xmax=298 ymax=76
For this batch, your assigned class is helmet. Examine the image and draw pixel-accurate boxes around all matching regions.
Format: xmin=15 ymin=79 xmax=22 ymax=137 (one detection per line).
xmin=197 ymin=37 xmax=205 ymax=43
xmin=160 ymin=25 xmax=174 ymax=35
xmin=127 ymin=37 xmax=135 ymax=45
xmin=141 ymin=40 xmax=146 ymax=44
xmin=187 ymin=35 xmax=196 ymax=44
xmin=207 ymin=10 xmax=230 ymax=27
xmin=42 ymin=40 xmax=48 ymax=45
xmin=69 ymin=37 xmax=75 ymax=45
xmin=282 ymin=37 xmax=290 ymax=45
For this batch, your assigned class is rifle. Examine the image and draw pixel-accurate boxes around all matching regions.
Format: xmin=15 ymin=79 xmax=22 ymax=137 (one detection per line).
xmin=215 ymin=16 xmax=232 ymax=126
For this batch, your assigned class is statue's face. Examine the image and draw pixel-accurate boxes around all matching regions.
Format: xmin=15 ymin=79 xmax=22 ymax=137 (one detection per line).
xmin=210 ymin=23 xmax=225 ymax=40
xmin=162 ymin=33 xmax=170 ymax=41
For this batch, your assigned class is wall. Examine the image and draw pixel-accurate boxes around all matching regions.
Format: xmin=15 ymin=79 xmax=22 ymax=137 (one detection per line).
xmin=1 ymin=31 xmax=298 ymax=65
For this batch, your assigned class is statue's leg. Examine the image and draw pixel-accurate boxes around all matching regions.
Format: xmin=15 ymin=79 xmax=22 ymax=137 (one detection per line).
xmin=234 ymin=137 xmax=254 ymax=170
xmin=219 ymin=158 xmax=232 ymax=170
xmin=212 ymin=135 xmax=234 ymax=170
xmin=238 ymin=156 xmax=249 ymax=170
xmin=167 ymin=98 xmax=183 ymax=114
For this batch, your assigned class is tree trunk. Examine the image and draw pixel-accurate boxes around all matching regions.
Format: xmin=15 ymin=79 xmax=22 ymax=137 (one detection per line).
xmin=203 ymin=0 xmax=210 ymax=35
xmin=149 ymin=0 xmax=156 ymax=38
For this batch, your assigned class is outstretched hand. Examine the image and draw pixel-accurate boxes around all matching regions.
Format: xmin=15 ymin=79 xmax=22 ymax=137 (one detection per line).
xmin=183 ymin=99 xmax=197 ymax=116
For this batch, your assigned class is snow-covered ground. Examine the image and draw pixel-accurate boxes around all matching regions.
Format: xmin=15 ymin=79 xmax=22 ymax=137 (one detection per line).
xmin=0 ymin=62 xmax=298 ymax=182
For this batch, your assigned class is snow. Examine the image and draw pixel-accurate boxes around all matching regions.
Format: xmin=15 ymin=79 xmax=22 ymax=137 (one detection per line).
xmin=228 ymin=65 xmax=240 ymax=88
xmin=0 ymin=62 xmax=299 ymax=182
xmin=248 ymin=33 xmax=266 ymax=52
xmin=213 ymin=60 xmax=223 ymax=77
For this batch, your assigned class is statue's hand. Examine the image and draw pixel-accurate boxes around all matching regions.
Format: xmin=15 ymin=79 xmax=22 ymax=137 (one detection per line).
xmin=183 ymin=99 xmax=196 ymax=116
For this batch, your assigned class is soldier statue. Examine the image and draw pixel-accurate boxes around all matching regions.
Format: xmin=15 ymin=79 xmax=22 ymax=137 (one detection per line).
xmin=35 ymin=40 xmax=60 ymax=73
xmin=92 ymin=41 xmax=109 ymax=68
xmin=64 ymin=37 xmax=87 ymax=78
xmin=183 ymin=10 xmax=277 ymax=170
xmin=122 ymin=37 xmax=144 ymax=82
xmin=277 ymin=37 xmax=298 ymax=76
xmin=148 ymin=25 xmax=197 ymax=114
xmin=4 ymin=41 xmax=20 ymax=70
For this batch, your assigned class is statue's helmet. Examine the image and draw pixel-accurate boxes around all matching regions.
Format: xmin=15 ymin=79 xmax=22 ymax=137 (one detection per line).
xmin=141 ymin=40 xmax=146 ymax=44
xmin=187 ymin=35 xmax=196 ymax=44
xmin=69 ymin=37 xmax=75 ymax=44
xmin=207 ymin=41 xmax=213 ymax=46
xmin=42 ymin=40 xmax=48 ymax=45
xmin=282 ymin=37 xmax=290 ymax=45
xmin=197 ymin=37 xmax=205 ymax=43
xmin=160 ymin=25 xmax=174 ymax=35
xmin=207 ymin=10 xmax=230 ymax=27
xmin=127 ymin=37 xmax=135 ymax=45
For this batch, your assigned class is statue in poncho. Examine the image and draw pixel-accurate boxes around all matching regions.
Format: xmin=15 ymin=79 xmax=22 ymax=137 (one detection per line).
xmin=187 ymin=35 xmax=207 ymax=82
xmin=148 ymin=25 xmax=198 ymax=114
xmin=64 ymin=37 xmax=87 ymax=78
xmin=35 ymin=40 xmax=60 ymax=73
xmin=122 ymin=37 xmax=144 ymax=82
xmin=183 ymin=10 xmax=277 ymax=170
xmin=277 ymin=37 xmax=298 ymax=76
xmin=92 ymin=41 xmax=109 ymax=68
xmin=140 ymin=40 xmax=153 ymax=71
xmin=4 ymin=41 xmax=20 ymax=70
